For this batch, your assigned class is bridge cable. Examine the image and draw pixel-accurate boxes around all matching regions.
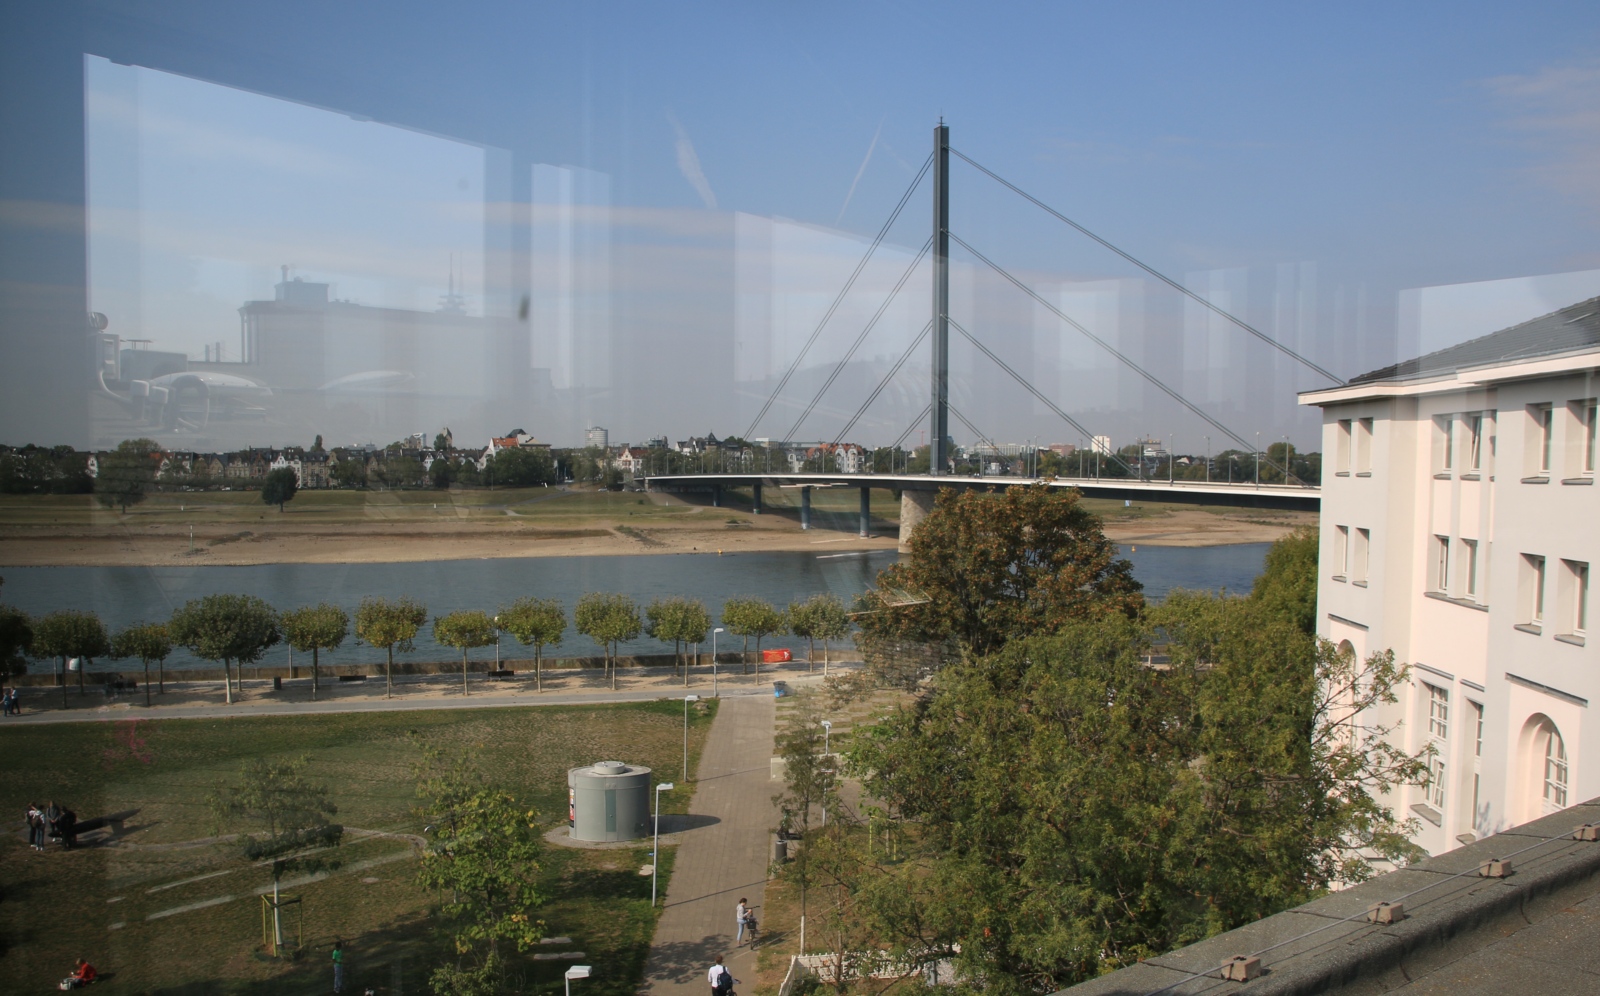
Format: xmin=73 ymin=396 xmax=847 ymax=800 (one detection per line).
xmin=784 ymin=237 xmax=933 ymax=444
xmin=947 ymin=233 xmax=1299 ymax=484
xmin=891 ymin=403 xmax=933 ymax=452
xmin=831 ymin=319 xmax=933 ymax=445
xmin=946 ymin=315 xmax=1137 ymax=478
xmin=949 ymin=146 xmax=1344 ymax=386
xmin=743 ymin=153 xmax=935 ymax=439
xmin=947 ymin=403 xmax=1003 ymax=460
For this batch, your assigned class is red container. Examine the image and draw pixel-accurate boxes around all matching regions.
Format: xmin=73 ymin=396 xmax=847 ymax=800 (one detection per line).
xmin=761 ymin=648 xmax=792 ymax=663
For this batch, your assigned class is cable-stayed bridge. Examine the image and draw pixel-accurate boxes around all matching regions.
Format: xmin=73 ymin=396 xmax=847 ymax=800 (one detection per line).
xmin=647 ymin=122 xmax=1327 ymax=545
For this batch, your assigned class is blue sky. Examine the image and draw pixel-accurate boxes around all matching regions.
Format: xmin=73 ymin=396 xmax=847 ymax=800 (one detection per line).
xmin=75 ymin=1 xmax=1600 ymax=447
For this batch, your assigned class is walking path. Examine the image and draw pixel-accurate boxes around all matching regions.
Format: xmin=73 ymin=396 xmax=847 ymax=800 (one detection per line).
xmin=0 ymin=662 xmax=850 ymax=725
xmin=643 ymin=694 xmax=778 ymax=996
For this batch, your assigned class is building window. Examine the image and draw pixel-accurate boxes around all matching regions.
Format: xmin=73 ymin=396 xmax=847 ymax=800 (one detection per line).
xmin=1334 ymin=526 xmax=1349 ymax=579
xmin=1427 ymin=682 xmax=1449 ymax=739
xmin=1354 ymin=528 xmax=1370 ymax=585
xmin=1433 ymin=536 xmax=1450 ymax=592
xmin=1424 ymin=683 xmax=1449 ymax=809
xmin=1569 ymin=399 xmax=1598 ymax=478
xmin=1588 ymin=402 xmax=1598 ymax=475
xmin=1560 ymin=560 xmax=1590 ymax=637
xmin=1522 ymin=554 xmax=1547 ymax=626
xmin=1544 ymin=726 xmax=1568 ymax=812
xmin=1467 ymin=413 xmax=1483 ymax=471
xmin=1462 ymin=539 xmax=1479 ymax=598
xmin=1471 ymin=701 xmax=1484 ymax=829
xmin=1356 ymin=417 xmax=1373 ymax=474
xmin=1335 ymin=419 xmax=1352 ymax=475
xmin=1528 ymin=404 xmax=1554 ymax=476
xmin=1437 ymin=415 xmax=1454 ymax=472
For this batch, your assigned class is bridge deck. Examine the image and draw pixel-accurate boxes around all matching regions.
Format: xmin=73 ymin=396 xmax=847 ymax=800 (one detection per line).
xmin=642 ymin=473 xmax=1319 ymax=513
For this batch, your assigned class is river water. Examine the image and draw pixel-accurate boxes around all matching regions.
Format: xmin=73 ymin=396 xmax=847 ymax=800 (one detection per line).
xmin=1 ymin=543 xmax=1269 ymax=673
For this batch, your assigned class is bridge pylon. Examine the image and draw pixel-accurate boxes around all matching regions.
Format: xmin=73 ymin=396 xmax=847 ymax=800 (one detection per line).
xmin=930 ymin=121 xmax=951 ymax=476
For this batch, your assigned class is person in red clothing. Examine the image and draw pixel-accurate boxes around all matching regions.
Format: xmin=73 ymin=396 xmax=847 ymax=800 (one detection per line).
xmin=59 ymin=958 xmax=96 ymax=989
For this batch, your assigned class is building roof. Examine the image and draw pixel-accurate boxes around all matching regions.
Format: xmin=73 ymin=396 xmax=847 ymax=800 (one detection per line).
xmin=1349 ymin=295 xmax=1600 ymax=385
xmin=1056 ymin=796 xmax=1600 ymax=996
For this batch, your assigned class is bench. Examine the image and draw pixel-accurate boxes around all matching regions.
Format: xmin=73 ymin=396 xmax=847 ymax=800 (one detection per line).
xmin=337 ymin=674 xmax=368 ymax=682
xmin=486 ymin=669 xmax=516 ymax=680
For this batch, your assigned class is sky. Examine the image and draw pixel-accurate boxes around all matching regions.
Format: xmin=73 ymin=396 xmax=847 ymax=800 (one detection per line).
xmin=46 ymin=1 xmax=1600 ymax=449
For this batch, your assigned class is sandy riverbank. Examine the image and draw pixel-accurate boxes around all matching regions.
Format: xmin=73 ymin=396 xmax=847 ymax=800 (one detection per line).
xmin=0 ymin=488 xmax=1314 ymax=567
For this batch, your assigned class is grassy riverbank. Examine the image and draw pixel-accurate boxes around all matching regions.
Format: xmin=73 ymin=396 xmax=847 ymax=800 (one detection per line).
xmin=0 ymin=700 xmax=715 ymax=994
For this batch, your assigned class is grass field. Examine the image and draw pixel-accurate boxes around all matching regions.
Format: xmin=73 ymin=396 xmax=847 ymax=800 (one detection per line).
xmin=0 ymin=699 xmax=717 ymax=994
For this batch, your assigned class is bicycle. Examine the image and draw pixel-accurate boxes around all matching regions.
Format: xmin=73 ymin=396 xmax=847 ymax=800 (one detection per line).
xmin=742 ymin=911 xmax=760 ymax=949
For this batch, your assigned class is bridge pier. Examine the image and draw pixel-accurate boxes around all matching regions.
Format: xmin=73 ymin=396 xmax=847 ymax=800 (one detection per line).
xmin=859 ymin=487 xmax=871 ymax=538
xmin=800 ymin=486 xmax=811 ymax=530
xmin=898 ymin=489 xmax=936 ymax=553
xmin=752 ymin=482 xmax=763 ymax=514
xmin=712 ymin=485 xmax=722 ymax=508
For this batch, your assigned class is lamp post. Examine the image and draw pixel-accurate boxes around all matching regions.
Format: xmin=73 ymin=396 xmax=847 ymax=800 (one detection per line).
xmin=493 ymin=615 xmax=501 ymax=670
xmin=1204 ymin=435 xmax=1210 ymax=482
xmin=653 ymin=781 xmax=675 ymax=906
xmin=1255 ymin=432 xmax=1261 ymax=488
xmin=822 ymin=719 xmax=832 ymax=756
xmin=683 ymin=694 xmax=700 ymax=781
xmin=565 ymin=965 xmax=591 ymax=996
xmin=712 ymin=627 xmax=725 ymax=697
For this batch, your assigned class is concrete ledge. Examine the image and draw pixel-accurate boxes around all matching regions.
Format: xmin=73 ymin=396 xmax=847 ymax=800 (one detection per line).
xmin=1059 ymin=797 xmax=1600 ymax=995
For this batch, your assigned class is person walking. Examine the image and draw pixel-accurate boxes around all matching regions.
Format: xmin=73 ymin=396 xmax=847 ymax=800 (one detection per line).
xmin=735 ymin=898 xmax=751 ymax=945
xmin=26 ymin=804 xmax=45 ymax=850
xmin=707 ymin=955 xmax=734 ymax=996
xmin=331 ymin=939 xmax=345 ymax=993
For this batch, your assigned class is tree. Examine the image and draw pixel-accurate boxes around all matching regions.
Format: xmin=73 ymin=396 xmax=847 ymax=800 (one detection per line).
xmin=646 ymin=596 xmax=710 ymax=681
xmin=487 ymin=446 xmax=555 ymax=487
xmin=208 ymin=756 xmax=342 ymax=952
xmin=110 ymin=622 xmax=172 ymax=706
xmin=788 ymin=594 xmax=849 ymax=673
xmin=168 ymin=594 xmax=280 ymax=705
xmin=434 ymin=610 xmax=497 ymax=696
xmin=95 ymin=438 xmax=158 ymax=513
xmin=497 ymin=597 xmax=565 ymax=691
xmin=261 ymin=467 xmax=298 ymax=511
xmin=772 ymin=691 xmax=841 ymax=956
xmin=574 ymin=592 xmax=641 ymax=690
xmin=1249 ymin=524 xmax=1318 ymax=636
xmin=330 ymin=457 xmax=367 ymax=489
xmin=31 ymin=609 xmax=110 ymax=705
xmin=0 ymin=577 xmax=31 ymax=680
xmin=856 ymin=484 xmax=1142 ymax=660
xmin=413 ymin=741 xmax=545 ymax=992
xmin=722 ymin=597 xmax=785 ymax=678
xmin=280 ymin=603 xmax=349 ymax=700
xmin=355 ymin=596 xmax=427 ymax=699
xmin=430 ymin=458 xmax=456 ymax=489
xmin=845 ymin=599 xmax=1424 ymax=992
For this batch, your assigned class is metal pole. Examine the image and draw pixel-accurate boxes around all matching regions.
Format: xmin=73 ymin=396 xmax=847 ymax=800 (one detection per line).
xmin=929 ymin=121 xmax=950 ymax=476
xmin=653 ymin=788 xmax=661 ymax=906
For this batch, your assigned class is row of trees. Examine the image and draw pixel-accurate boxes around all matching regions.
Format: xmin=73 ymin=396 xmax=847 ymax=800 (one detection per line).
xmin=771 ymin=486 xmax=1417 ymax=992
xmin=0 ymin=581 xmax=854 ymax=704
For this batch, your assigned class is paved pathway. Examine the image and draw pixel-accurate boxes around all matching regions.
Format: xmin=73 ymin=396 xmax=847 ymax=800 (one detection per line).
xmin=643 ymin=693 xmax=778 ymax=996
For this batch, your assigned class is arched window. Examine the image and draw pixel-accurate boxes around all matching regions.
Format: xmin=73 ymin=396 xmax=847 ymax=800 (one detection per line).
xmin=1543 ymin=725 xmax=1569 ymax=813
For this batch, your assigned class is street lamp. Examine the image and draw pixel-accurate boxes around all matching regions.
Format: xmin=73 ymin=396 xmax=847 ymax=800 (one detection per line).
xmin=565 ymin=965 xmax=591 ymax=996
xmin=1255 ymin=431 xmax=1261 ymax=488
xmin=682 ymin=694 xmax=700 ymax=781
xmin=653 ymin=781 xmax=675 ymax=906
xmin=1204 ymin=435 xmax=1210 ymax=483
xmin=493 ymin=615 xmax=501 ymax=670
xmin=712 ymin=627 xmax=725 ymax=697
xmin=821 ymin=719 xmax=832 ymax=756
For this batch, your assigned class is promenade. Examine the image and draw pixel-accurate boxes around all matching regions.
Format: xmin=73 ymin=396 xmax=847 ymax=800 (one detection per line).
xmin=643 ymin=694 xmax=779 ymax=996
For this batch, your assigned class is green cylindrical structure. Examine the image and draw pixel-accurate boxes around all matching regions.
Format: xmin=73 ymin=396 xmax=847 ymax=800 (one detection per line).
xmin=567 ymin=761 xmax=651 ymax=842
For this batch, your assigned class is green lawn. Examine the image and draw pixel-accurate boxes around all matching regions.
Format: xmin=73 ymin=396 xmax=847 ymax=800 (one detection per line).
xmin=0 ymin=699 xmax=716 ymax=994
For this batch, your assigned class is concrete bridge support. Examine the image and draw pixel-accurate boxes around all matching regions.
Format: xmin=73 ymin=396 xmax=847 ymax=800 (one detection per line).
xmin=752 ymin=482 xmax=763 ymax=514
xmin=800 ymin=486 xmax=811 ymax=530
xmin=712 ymin=485 xmax=722 ymax=508
xmin=898 ymin=489 xmax=937 ymax=553
xmin=859 ymin=487 xmax=871 ymax=538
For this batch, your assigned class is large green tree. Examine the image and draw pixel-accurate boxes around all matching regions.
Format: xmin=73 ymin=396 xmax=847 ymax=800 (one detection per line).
xmin=280 ymin=603 xmax=350 ymax=700
xmin=486 ymin=446 xmax=555 ymax=487
xmin=496 ymin=597 xmax=565 ymax=691
xmin=787 ymin=593 xmax=850 ymax=674
xmin=356 ymin=596 xmax=427 ymax=698
xmin=168 ymin=594 xmax=280 ymax=705
xmin=261 ymin=467 xmax=298 ymax=511
xmin=1249 ymin=524 xmax=1318 ymax=636
xmin=31 ymin=609 xmax=111 ymax=705
xmin=434 ymin=610 xmax=498 ymax=696
xmin=857 ymin=485 xmax=1141 ymax=660
xmin=646 ymin=596 xmax=711 ymax=682
xmin=0 ymin=577 xmax=32 ymax=680
xmin=574 ymin=592 xmax=641 ymax=690
xmin=110 ymin=622 xmax=172 ymax=706
xmin=845 ymin=597 xmax=1422 ymax=992
xmin=94 ymin=438 xmax=159 ymax=512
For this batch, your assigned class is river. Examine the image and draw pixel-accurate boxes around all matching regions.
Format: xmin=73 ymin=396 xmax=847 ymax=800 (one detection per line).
xmin=1 ymin=543 xmax=1270 ymax=673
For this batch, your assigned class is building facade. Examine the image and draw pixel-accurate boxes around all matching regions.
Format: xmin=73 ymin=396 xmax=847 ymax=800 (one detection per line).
xmin=1302 ymin=298 xmax=1598 ymax=858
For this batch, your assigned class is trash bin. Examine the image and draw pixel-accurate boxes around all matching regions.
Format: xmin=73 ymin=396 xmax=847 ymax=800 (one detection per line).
xmin=273 ymin=676 xmax=282 ymax=691
xmin=773 ymin=836 xmax=788 ymax=863
xmin=773 ymin=681 xmax=788 ymax=699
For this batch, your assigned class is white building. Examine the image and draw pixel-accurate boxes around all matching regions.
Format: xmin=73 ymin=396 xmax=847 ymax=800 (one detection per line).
xmin=585 ymin=427 xmax=608 ymax=450
xmin=1301 ymin=297 xmax=1598 ymax=858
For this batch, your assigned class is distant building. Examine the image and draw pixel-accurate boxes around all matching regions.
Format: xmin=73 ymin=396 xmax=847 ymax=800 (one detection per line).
xmin=1301 ymin=296 xmax=1599 ymax=860
xmin=585 ymin=427 xmax=609 ymax=450
xmin=1091 ymin=435 xmax=1113 ymax=456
